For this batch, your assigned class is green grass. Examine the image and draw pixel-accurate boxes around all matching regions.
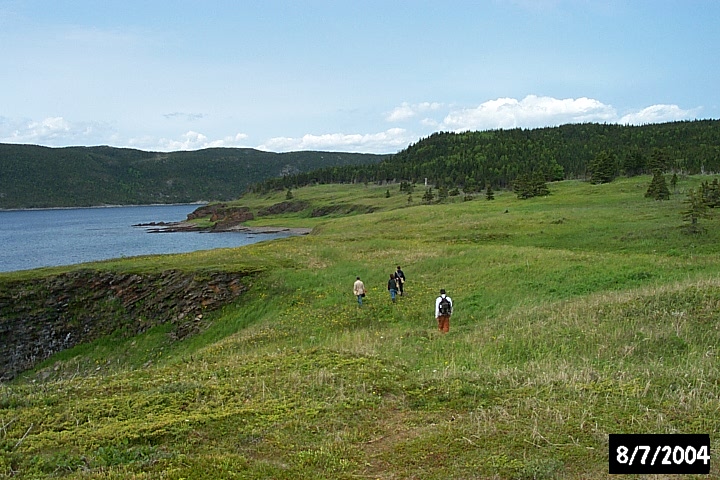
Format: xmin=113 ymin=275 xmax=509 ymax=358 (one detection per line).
xmin=2 ymin=175 xmax=720 ymax=478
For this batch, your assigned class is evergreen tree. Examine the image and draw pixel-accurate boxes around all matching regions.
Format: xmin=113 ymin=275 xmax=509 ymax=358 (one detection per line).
xmin=438 ymin=185 xmax=449 ymax=202
xmin=645 ymin=171 xmax=670 ymax=200
xmin=647 ymin=148 xmax=670 ymax=173
xmin=670 ymin=173 xmax=678 ymax=193
xmin=399 ymin=181 xmax=415 ymax=194
xmin=530 ymin=171 xmax=550 ymax=197
xmin=286 ymin=188 xmax=293 ymax=200
xmin=701 ymin=179 xmax=720 ymax=208
xmin=422 ymin=187 xmax=434 ymax=204
xmin=485 ymin=183 xmax=495 ymax=200
xmin=589 ymin=150 xmax=618 ymax=184
xmin=682 ymin=188 xmax=710 ymax=234
xmin=407 ymin=193 xmax=413 ymax=204
xmin=464 ymin=176 xmax=478 ymax=194
xmin=622 ymin=149 xmax=646 ymax=177
xmin=385 ymin=189 xmax=391 ymax=198
xmin=513 ymin=174 xmax=532 ymax=199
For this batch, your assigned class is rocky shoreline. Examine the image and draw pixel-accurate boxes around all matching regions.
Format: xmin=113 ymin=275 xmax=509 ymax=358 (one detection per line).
xmin=135 ymin=221 xmax=312 ymax=235
xmin=134 ymin=202 xmax=313 ymax=235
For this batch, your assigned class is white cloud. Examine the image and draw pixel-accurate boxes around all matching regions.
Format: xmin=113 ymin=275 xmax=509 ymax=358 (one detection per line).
xmin=386 ymin=102 xmax=443 ymax=122
xmin=258 ymin=128 xmax=410 ymax=154
xmin=0 ymin=99 xmax=702 ymax=155
xmin=436 ymin=96 xmax=701 ymax=133
xmin=440 ymin=95 xmax=618 ymax=131
xmin=163 ymin=112 xmax=207 ymax=121
xmin=386 ymin=103 xmax=416 ymax=122
xmin=6 ymin=117 xmax=71 ymax=142
xmin=0 ymin=116 xmax=113 ymax=146
xmin=619 ymin=104 xmax=698 ymax=125
xmin=151 ymin=131 xmax=249 ymax=151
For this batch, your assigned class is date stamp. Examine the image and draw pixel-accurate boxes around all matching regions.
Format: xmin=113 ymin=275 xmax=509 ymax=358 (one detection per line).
xmin=609 ymin=434 xmax=710 ymax=474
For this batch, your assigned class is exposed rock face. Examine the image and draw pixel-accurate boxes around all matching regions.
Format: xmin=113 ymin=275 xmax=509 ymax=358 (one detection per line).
xmin=185 ymin=203 xmax=228 ymax=220
xmin=187 ymin=204 xmax=255 ymax=228
xmin=0 ymin=269 xmax=254 ymax=381
xmin=256 ymin=201 xmax=308 ymax=216
xmin=310 ymin=204 xmax=377 ymax=217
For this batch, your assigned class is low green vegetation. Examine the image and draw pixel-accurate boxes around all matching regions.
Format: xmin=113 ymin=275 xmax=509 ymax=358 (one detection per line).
xmin=1 ymin=175 xmax=720 ymax=478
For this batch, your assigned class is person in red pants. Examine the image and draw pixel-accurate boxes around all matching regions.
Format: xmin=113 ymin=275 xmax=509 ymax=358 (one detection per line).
xmin=434 ymin=288 xmax=453 ymax=333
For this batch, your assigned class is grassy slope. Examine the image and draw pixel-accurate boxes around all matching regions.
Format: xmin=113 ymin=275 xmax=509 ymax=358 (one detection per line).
xmin=2 ymin=176 xmax=720 ymax=479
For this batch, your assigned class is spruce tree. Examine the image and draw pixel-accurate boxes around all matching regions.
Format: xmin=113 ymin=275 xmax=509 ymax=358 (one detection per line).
xmin=703 ymin=179 xmax=720 ymax=208
xmin=531 ymin=171 xmax=550 ymax=197
xmin=589 ymin=150 xmax=617 ymax=184
xmin=682 ymin=188 xmax=710 ymax=234
xmin=422 ymin=187 xmax=434 ymax=204
xmin=438 ymin=185 xmax=449 ymax=202
xmin=513 ymin=174 xmax=532 ymax=199
xmin=644 ymin=171 xmax=670 ymax=200
xmin=464 ymin=177 xmax=478 ymax=194
xmin=485 ymin=183 xmax=495 ymax=200
xmin=647 ymin=148 xmax=670 ymax=173
xmin=622 ymin=149 xmax=646 ymax=177
xmin=286 ymin=188 xmax=293 ymax=200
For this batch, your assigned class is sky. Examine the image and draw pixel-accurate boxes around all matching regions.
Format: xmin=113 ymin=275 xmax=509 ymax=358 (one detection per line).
xmin=0 ymin=0 xmax=718 ymax=154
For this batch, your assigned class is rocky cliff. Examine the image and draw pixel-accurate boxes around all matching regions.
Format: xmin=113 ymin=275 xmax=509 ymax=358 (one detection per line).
xmin=0 ymin=268 xmax=254 ymax=381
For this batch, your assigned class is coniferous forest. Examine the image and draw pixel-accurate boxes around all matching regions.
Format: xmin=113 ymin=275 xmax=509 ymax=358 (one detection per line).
xmin=3 ymin=120 xmax=720 ymax=209
xmin=0 ymin=145 xmax=386 ymax=209
xmin=255 ymin=120 xmax=720 ymax=192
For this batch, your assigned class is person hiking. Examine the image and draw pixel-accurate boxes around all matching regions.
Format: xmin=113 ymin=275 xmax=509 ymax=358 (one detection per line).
xmin=395 ymin=266 xmax=406 ymax=296
xmin=387 ymin=274 xmax=398 ymax=303
xmin=353 ymin=276 xmax=366 ymax=306
xmin=435 ymin=288 xmax=453 ymax=333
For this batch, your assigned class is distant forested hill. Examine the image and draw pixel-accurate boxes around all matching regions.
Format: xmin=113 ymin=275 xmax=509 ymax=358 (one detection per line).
xmin=256 ymin=120 xmax=720 ymax=191
xmin=0 ymin=145 xmax=387 ymax=208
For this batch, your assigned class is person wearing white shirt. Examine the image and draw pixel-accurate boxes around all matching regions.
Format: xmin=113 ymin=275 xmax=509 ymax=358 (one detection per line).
xmin=435 ymin=288 xmax=453 ymax=333
xmin=353 ymin=277 xmax=366 ymax=306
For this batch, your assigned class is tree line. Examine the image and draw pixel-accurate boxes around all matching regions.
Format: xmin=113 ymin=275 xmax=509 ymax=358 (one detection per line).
xmin=252 ymin=120 xmax=720 ymax=194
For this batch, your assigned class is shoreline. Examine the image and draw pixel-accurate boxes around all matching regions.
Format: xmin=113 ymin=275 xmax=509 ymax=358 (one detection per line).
xmin=136 ymin=221 xmax=313 ymax=235
xmin=0 ymin=202 xmax=208 ymax=212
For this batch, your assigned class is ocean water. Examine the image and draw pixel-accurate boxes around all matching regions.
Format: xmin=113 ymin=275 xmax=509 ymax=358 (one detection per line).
xmin=0 ymin=204 xmax=289 ymax=272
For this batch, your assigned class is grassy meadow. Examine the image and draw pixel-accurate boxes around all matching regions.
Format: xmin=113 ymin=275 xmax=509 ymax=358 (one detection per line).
xmin=1 ymin=175 xmax=720 ymax=479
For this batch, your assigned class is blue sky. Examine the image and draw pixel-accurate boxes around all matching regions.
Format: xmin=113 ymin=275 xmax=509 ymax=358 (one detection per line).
xmin=0 ymin=0 xmax=718 ymax=153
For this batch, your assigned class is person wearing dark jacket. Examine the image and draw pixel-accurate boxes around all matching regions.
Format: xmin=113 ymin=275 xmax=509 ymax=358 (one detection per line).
xmin=387 ymin=274 xmax=398 ymax=302
xmin=395 ymin=266 xmax=406 ymax=296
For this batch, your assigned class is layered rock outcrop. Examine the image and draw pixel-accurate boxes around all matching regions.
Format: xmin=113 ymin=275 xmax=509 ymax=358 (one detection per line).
xmin=0 ymin=269 xmax=254 ymax=381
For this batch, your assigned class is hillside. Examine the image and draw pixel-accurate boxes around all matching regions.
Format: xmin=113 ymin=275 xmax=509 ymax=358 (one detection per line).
xmin=257 ymin=119 xmax=720 ymax=191
xmin=1 ymin=176 xmax=720 ymax=478
xmin=0 ymin=144 xmax=387 ymax=209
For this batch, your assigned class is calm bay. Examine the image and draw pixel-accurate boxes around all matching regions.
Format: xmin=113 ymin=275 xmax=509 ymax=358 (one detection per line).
xmin=0 ymin=204 xmax=290 ymax=273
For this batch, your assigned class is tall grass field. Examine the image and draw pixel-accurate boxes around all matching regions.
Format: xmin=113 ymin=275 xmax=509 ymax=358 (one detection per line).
xmin=1 ymin=175 xmax=719 ymax=479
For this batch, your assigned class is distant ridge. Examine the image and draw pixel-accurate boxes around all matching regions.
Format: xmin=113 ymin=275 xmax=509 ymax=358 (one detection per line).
xmin=0 ymin=144 xmax=387 ymax=209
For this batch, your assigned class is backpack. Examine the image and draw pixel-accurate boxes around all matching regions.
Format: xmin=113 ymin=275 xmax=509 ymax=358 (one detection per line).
xmin=438 ymin=296 xmax=452 ymax=315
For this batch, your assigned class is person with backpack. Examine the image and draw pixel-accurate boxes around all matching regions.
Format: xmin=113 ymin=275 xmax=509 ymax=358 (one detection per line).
xmin=395 ymin=266 xmax=406 ymax=296
xmin=353 ymin=276 xmax=366 ymax=306
xmin=435 ymin=288 xmax=453 ymax=333
xmin=387 ymin=274 xmax=399 ymax=303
